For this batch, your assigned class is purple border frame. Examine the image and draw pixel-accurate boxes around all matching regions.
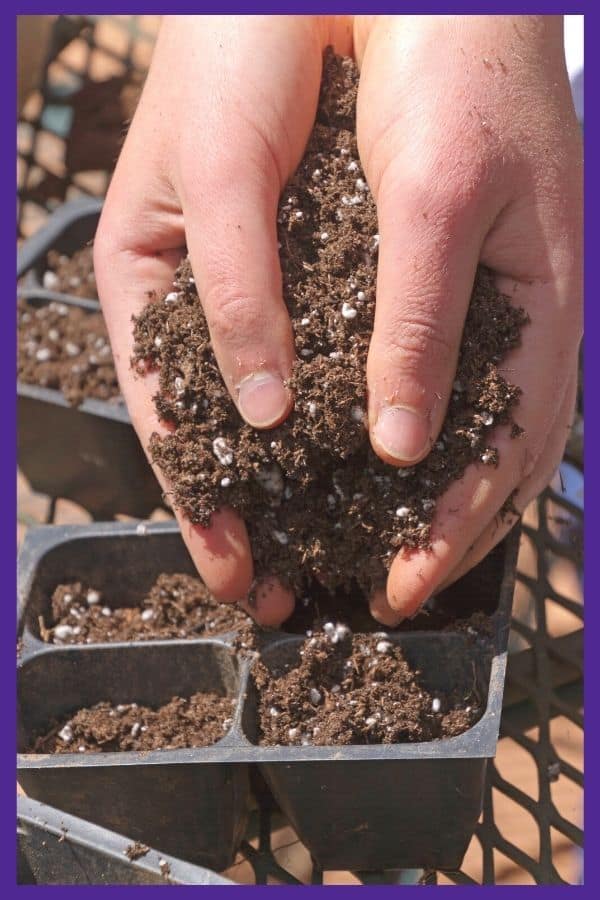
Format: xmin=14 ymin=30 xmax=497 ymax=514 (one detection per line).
xmin=6 ymin=4 xmax=594 ymax=894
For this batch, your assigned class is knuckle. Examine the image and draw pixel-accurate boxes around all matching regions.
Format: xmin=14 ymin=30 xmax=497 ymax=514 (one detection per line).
xmin=382 ymin=312 xmax=455 ymax=376
xmin=378 ymin=143 xmax=493 ymax=228
xmin=178 ymin=116 xmax=280 ymax=205
xmin=204 ymin=282 xmax=265 ymax=347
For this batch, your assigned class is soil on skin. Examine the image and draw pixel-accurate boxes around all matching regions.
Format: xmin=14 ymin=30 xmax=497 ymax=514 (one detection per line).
xmin=42 ymin=573 xmax=251 ymax=644
xmin=131 ymin=50 xmax=528 ymax=598
xmin=28 ymin=691 xmax=235 ymax=753
xmin=18 ymin=297 xmax=120 ymax=406
xmin=44 ymin=246 xmax=97 ymax=299
xmin=255 ymin=628 xmax=482 ymax=746
xmin=125 ymin=842 xmax=150 ymax=861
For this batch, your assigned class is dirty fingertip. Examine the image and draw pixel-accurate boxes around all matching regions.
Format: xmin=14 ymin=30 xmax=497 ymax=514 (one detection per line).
xmin=185 ymin=509 xmax=253 ymax=603
xmin=385 ymin=564 xmax=430 ymax=621
xmin=368 ymin=588 xmax=405 ymax=628
xmin=243 ymin=577 xmax=295 ymax=627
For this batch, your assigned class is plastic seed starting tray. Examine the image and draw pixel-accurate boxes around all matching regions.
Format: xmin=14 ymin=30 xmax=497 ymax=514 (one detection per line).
xmin=17 ymin=200 xmax=163 ymax=519
xmin=18 ymin=196 xmax=102 ymax=301
xmin=18 ymin=795 xmax=234 ymax=885
xmin=18 ymin=520 xmax=519 ymax=873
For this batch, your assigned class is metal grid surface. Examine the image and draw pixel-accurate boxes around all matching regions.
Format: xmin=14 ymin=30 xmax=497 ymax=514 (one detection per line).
xmin=218 ymin=472 xmax=583 ymax=886
xmin=17 ymin=16 xmax=584 ymax=886
xmin=18 ymin=15 xmax=157 ymax=240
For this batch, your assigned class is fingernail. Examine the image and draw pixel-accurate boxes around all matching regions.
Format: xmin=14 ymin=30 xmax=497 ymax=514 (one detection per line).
xmin=373 ymin=405 xmax=430 ymax=462
xmin=238 ymin=372 xmax=290 ymax=428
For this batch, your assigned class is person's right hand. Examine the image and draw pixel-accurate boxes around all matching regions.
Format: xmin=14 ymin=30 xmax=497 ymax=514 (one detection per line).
xmin=94 ymin=15 xmax=353 ymax=625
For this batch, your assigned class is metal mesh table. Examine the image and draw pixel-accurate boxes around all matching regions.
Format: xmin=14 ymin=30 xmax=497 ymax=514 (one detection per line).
xmin=220 ymin=471 xmax=583 ymax=886
xmin=17 ymin=15 xmax=584 ymax=886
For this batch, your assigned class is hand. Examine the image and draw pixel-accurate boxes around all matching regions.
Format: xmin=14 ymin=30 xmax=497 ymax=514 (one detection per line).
xmin=96 ymin=15 xmax=582 ymax=627
xmin=353 ymin=15 xmax=582 ymax=624
xmin=94 ymin=15 xmax=353 ymax=624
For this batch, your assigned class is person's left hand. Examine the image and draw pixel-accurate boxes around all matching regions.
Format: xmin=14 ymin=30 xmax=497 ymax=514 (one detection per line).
xmin=352 ymin=15 xmax=582 ymax=625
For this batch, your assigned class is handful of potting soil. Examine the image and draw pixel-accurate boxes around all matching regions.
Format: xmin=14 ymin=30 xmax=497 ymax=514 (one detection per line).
xmin=131 ymin=50 xmax=527 ymax=596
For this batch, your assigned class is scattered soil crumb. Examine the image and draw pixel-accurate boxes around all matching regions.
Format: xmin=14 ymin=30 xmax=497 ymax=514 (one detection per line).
xmin=42 ymin=573 xmax=251 ymax=644
xmin=28 ymin=691 xmax=236 ymax=753
xmin=131 ymin=49 xmax=528 ymax=597
xmin=125 ymin=842 xmax=150 ymax=861
xmin=18 ymin=297 xmax=120 ymax=406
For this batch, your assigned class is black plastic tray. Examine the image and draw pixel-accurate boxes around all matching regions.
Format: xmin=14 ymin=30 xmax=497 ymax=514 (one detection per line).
xmin=17 ymin=196 xmax=102 ymax=303
xmin=18 ymin=520 xmax=519 ymax=872
xmin=18 ymin=197 xmax=163 ymax=517
xmin=17 ymin=291 xmax=164 ymax=519
xmin=18 ymin=795 xmax=233 ymax=884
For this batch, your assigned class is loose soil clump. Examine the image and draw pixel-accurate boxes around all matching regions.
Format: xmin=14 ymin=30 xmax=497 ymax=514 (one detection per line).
xmin=18 ymin=298 xmax=120 ymax=406
xmin=42 ymin=246 xmax=97 ymax=299
xmin=28 ymin=692 xmax=235 ymax=754
xmin=131 ymin=50 xmax=528 ymax=597
xmin=256 ymin=628 xmax=482 ymax=746
xmin=41 ymin=572 xmax=250 ymax=644
xmin=125 ymin=842 xmax=150 ymax=861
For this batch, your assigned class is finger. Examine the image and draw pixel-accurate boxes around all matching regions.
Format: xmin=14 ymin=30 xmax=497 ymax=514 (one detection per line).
xmin=381 ymin=279 xmax=578 ymax=618
xmin=436 ymin=368 xmax=578 ymax=592
xmin=239 ymin=577 xmax=296 ymax=628
xmin=368 ymin=587 xmax=404 ymax=628
xmin=181 ymin=161 xmax=295 ymax=430
xmin=96 ymin=243 xmax=255 ymax=602
xmin=170 ymin=18 xmax=326 ymax=429
xmin=95 ymin=146 xmax=254 ymax=603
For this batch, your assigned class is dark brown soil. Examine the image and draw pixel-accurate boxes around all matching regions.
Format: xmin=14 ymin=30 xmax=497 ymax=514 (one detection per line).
xmin=281 ymin=579 xmax=495 ymax=636
xmin=17 ymin=297 xmax=120 ymax=405
xmin=125 ymin=842 xmax=150 ymax=861
xmin=28 ymin=691 xmax=235 ymax=754
xmin=43 ymin=246 xmax=97 ymax=299
xmin=40 ymin=572 xmax=251 ymax=644
xmin=256 ymin=629 xmax=482 ymax=746
xmin=131 ymin=50 xmax=528 ymax=597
